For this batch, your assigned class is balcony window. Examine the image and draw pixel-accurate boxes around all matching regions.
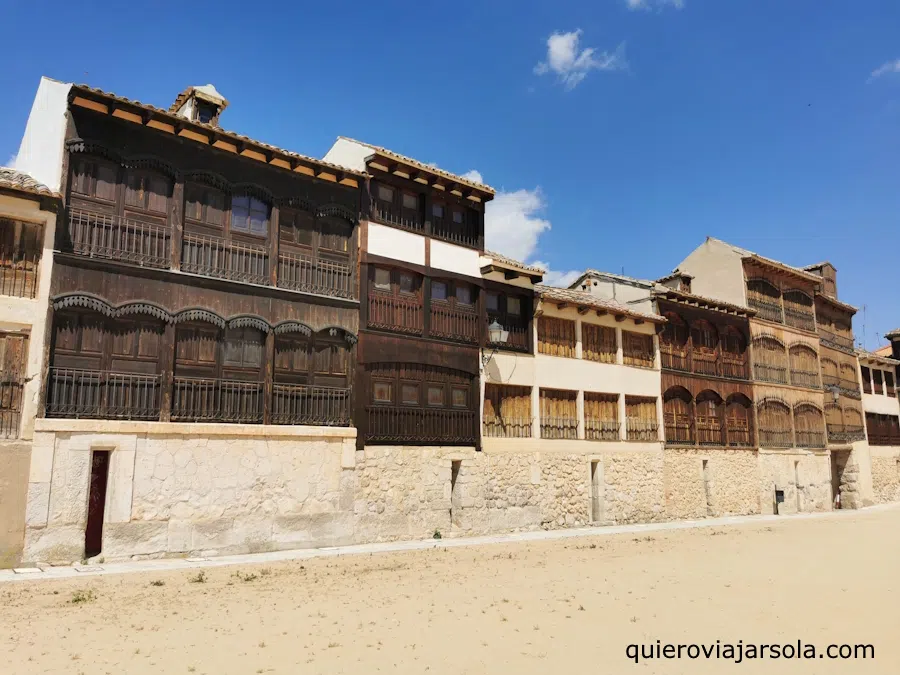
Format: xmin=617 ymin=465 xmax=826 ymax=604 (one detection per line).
xmin=452 ymin=210 xmax=464 ymax=224
xmin=452 ymin=387 xmax=467 ymax=408
xmin=626 ymin=396 xmax=658 ymax=441
xmin=427 ymin=385 xmax=445 ymax=406
xmin=432 ymin=204 xmax=444 ymax=219
xmin=485 ymin=291 xmax=530 ymax=352
xmin=430 ymin=279 xmax=478 ymax=344
xmin=401 ymin=383 xmax=419 ymax=405
xmin=585 ymin=392 xmax=619 ymax=441
xmin=752 ymin=335 xmax=788 ymax=385
xmin=0 ymin=218 xmax=42 ymax=299
xmin=377 ymin=185 xmax=394 ymax=203
xmin=873 ymin=369 xmax=884 ymax=395
xmin=583 ymin=323 xmax=617 ymax=364
xmin=886 ymin=372 xmax=896 ymax=398
xmin=125 ymin=170 xmax=169 ymax=214
xmin=71 ymin=156 xmax=118 ymax=202
xmin=538 ymin=316 xmax=576 ymax=358
xmin=402 ymin=193 xmax=418 ymax=210
xmin=866 ymin=412 xmax=900 ymax=446
xmin=231 ymin=196 xmax=268 ymax=236
xmin=507 ymin=297 xmax=521 ymax=316
xmin=720 ymin=327 xmax=748 ymax=379
xmin=623 ymin=331 xmax=654 ymax=368
xmin=456 ymin=285 xmax=472 ymax=306
xmin=185 ymin=183 xmax=226 ymax=227
xmin=861 ymin=366 xmax=872 ymax=394
xmin=746 ymin=278 xmax=783 ymax=324
xmin=367 ymin=268 xmax=424 ymax=335
xmin=432 ymin=281 xmax=448 ymax=300
xmin=373 ymin=381 xmax=392 ymax=403
xmin=757 ymin=399 xmax=792 ymax=448
xmin=540 ymin=388 xmax=578 ymax=439
xmin=788 ymin=343 xmax=820 ymax=389
xmin=663 ymin=386 xmax=694 ymax=445
xmin=783 ymin=290 xmax=816 ymax=332
xmin=793 ymin=403 xmax=825 ymax=448
xmin=660 ymin=312 xmax=690 ymax=371
xmin=483 ymin=383 xmax=531 ymax=438
xmin=374 ymin=267 xmax=391 ymax=291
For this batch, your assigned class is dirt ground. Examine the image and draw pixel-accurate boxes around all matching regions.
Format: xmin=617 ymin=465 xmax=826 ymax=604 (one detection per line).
xmin=2 ymin=507 xmax=898 ymax=674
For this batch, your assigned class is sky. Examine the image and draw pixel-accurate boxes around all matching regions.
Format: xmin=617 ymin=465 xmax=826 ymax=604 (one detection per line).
xmin=2 ymin=0 xmax=899 ymax=348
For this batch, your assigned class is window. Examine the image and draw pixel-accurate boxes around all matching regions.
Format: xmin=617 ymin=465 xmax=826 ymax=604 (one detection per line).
xmin=402 ymin=193 xmax=418 ymax=210
xmin=373 ymin=381 xmax=392 ymax=403
xmin=623 ymin=331 xmax=654 ymax=368
xmin=427 ymin=385 xmax=445 ymax=406
xmin=196 ymin=102 xmax=217 ymax=124
xmin=0 ymin=218 xmax=42 ymax=299
xmin=861 ymin=366 xmax=872 ymax=394
xmin=483 ymin=384 xmax=532 ymax=438
xmin=626 ymin=396 xmax=659 ymax=441
xmin=538 ymin=316 xmax=576 ymax=358
xmin=432 ymin=281 xmax=448 ymax=301
xmin=486 ymin=293 xmax=499 ymax=312
xmin=377 ymin=185 xmax=394 ymax=202
xmin=125 ymin=171 xmax=169 ymax=213
xmin=874 ymin=369 xmax=884 ymax=395
xmin=401 ymin=383 xmax=419 ymax=405
xmin=231 ymin=196 xmax=268 ymax=236
xmin=455 ymin=285 xmax=472 ymax=306
xmin=223 ymin=327 xmax=264 ymax=369
xmin=374 ymin=268 xmax=391 ymax=291
xmin=583 ymin=323 xmax=617 ymax=364
xmin=71 ymin=157 xmax=118 ymax=201
xmin=540 ymin=389 xmax=578 ymax=439
xmin=399 ymin=272 xmax=416 ymax=295
xmin=507 ymin=297 xmax=521 ymax=315
xmin=452 ymin=210 xmax=463 ymax=224
xmin=279 ymin=209 xmax=314 ymax=247
xmin=432 ymin=204 xmax=444 ymax=218
xmin=451 ymin=387 xmax=467 ymax=408
xmin=185 ymin=183 xmax=226 ymax=227
xmin=318 ymin=218 xmax=351 ymax=254
xmin=886 ymin=372 xmax=896 ymax=397
xmin=584 ymin=392 xmax=619 ymax=441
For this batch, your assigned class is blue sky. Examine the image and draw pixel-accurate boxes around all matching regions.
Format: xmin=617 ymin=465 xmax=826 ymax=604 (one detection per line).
xmin=2 ymin=0 xmax=899 ymax=347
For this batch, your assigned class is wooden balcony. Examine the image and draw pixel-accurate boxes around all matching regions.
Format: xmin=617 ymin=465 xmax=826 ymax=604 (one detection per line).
xmin=748 ymin=297 xmax=783 ymax=324
xmin=365 ymin=405 xmax=477 ymax=444
xmin=585 ymin=419 xmax=620 ymax=441
xmin=754 ymin=363 xmax=788 ymax=385
xmin=691 ymin=349 xmax=718 ymax=377
xmin=182 ymin=234 xmax=268 ymax=285
xmin=0 ymin=247 xmax=39 ymax=299
xmin=790 ymin=369 xmax=820 ymax=389
xmin=868 ymin=431 xmax=900 ymax=446
xmin=271 ymin=383 xmax=351 ymax=426
xmin=277 ymin=251 xmax=355 ymax=299
xmin=795 ymin=429 xmax=825 ymax=448
xmin=660 ymin=345 xmax=749 ymax=380
xmin=784 ymin=307 xmax=816 ymax=333
xmin=371 ymin=203 xmax=423 ymax=233
xmin=826 ymin=423 xmax=865 ymax=444
xmin=725 ymin=420 xmax=753 ymax=447
xmin=45 ymin=367 xmax=161 ymax=420
xmin=67 ymin=208 xmax=170 ymax=269
xmin=172 ymin=377 xmax=264 ymax=423
xmin=487 ymin=313 xmax=530 ymax=352
xmin=483 ymin=416 xmax=532 ymax=438
xmin=758 ymin=428 xmax=793 ymax=448
xmin=666 ymin=419 xmax=753 ymax=447
xmin=626 ymin=419 xmax=659 ymax=442
xmin=819 ymin=327 xmax=854 ymax=352
xmin=430 ymin=303 xmax=478 ymax=344
xmin=367 ymin=292 xmax=424 ymax=335
xmin=664 ymin=420 xmax=694 ymax=446
xmin=696 ymin=417 xmax=723 ymax=445
xmin=540 ymin=416 xmax=578 ymax=440
xmin=431 ymin=217 xmax=479 ymax=248
xmin=0 ymin=379 xmax=23 ymax=439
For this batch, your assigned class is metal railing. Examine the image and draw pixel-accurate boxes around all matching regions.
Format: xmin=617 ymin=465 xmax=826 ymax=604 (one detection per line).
xmin=371 ymin=202 xmax=423 ymax=232
xmin=367 ymin=292 xmax=424 ymax=335
xmin=789 ymin=369 xmax=820 ymax=389
xmin=540 ymin=416 xmax=578 ymax=440
xmin=626 ymin=419 xmax=659 ymax=441
xmin=271 ymin=383 xmax=351 ymax=426
xmin=182 ymin=234 xmax=269 ymax=285
xmin=483 ymin=416 xmax=532 ymax=438
xmin=758 ymin=428 xmax=793 ymax=448
xmin=45 ymin=368 xmax=161 ymax=420
xmin=172 ymin=377 xmax=263 ymax=423
xmin=754 ymin=363 xmax=788 ymax=385
xmin=0 ymin=380 xmax=24 ymax=439
xmin=365 ymin=405 xmax=477 ymax=444
xmin=585 ymin=419 xmax=620 ymax=441
xmin=748 ymin=297 xmax=783 ymax=324
xmin=430 ymin=303 xmax=478 ymax=344
xmin=0 ymin=247 xmax=40 ymax=298
xmin=795 ymin=430 xmax=826 ymax=448
xmin=784 ymin=308 xmax=816 ymax=332
xmin=277 ymin=251 xmax=355 ymax=299
xmin=68 ymin=208 xmax=170 ymax=268
xmin=819 ymin=327 xmax=854 ymax=352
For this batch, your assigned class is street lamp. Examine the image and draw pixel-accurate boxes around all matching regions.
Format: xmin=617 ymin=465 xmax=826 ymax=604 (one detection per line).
xmin=482 ymin=320 xmax=509 ymax=367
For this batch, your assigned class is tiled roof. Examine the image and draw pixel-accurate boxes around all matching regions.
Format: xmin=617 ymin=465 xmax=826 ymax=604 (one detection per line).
xmin=482 ymin=251 xmax=546 ymax=274
xmin=856 ymin=348 xmax=900 ymax=366
xmin=815 ymin=292 xmax=858 ymax=314
xmin=709 ymin=237 xmax=822 ymax=283
xmin=536 ymin=285 xmax=665 ymax=323
xmin=0 ymin=167 xmax=57 ymax=197
xmin=338 ymin=137 xmax=495 ymax=195
xmin=885 ymin=328 xmax=900 ymax=339
xmin=802 ymin=261 xmax=834 ymax=271
xmin=874 ymin=345 xmax=893 ymax=357
xmin=71 ymin=85 xmax=365 ymax=178
xmin=168 ymin=84 xmax=228 ymax=113
xmin=579 ymin=269 xmax=655 ymax=287
xmin=652 ymin=286 xmax=756 ymax=317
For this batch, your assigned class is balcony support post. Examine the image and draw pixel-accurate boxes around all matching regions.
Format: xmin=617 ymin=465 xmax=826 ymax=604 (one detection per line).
xmin=171 ymin=178 xmax=184 ymax=271
xmin=159 ymin=323 xmax=175 ymax=422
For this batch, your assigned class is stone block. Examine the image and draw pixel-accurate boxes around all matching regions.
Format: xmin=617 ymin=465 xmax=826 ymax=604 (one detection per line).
xmin=167 ymin=520 xmax=192 ymax=552
xmin=102 ymin=521 xmax=168 ymax=558
xmin=24 ymin=482 xmax=50 ymax=527
xmin=28 ymin=434 xmax=55 ymax=483
xmin=190 ymin=518 xmax=235 ymax=551
xmin=23 ymin=525 xmax=84 ymax=564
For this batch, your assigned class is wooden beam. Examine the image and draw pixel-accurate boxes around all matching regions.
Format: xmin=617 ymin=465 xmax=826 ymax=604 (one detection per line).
xmin=635 ymin=318 xmax=645 ymax=325
xmin=596 ymin=310 xmax=607 ymax=317
xmin=615 ymin=314 xmax=626 ymax=322
xmin=577 ymin=306 xmax=590 ymax=315
xmin=503 ymin=271 xmax=520 ymax=281
xmin=556 ymin=302 xmax=569 ymax=310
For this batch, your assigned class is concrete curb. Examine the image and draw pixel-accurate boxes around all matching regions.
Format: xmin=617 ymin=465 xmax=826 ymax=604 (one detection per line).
xmin=2 ymin=502 xmax=896 ymax=584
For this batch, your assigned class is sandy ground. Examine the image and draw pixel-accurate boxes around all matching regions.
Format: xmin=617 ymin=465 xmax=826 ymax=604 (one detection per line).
xmin=2 ymin=507 xmax=898 ymax=674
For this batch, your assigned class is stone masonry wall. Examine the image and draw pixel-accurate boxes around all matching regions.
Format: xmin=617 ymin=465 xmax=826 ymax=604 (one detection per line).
xmin=757 ymin=452 xmax=832 ymax=515
xmin=664 ymin=448 xmax=760 ymax=520
xmin=870 ymin=447 xmax=900 ymax=504
xmin=0 ymin=441 xmax=30 ymax=568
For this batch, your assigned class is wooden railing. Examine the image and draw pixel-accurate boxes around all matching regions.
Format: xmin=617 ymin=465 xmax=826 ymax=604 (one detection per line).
xmin=0 ymin=247 xmax=40 ymax=299
xmin=172 ymin=377 xmax=263 ymax=423
xmin=182 ymin=234 xmax=269 ymax=285
xmin=790 ymin=369 xmax=820 ymax=389
xmin=367 ymin=292 xmax=424 ymax=335
xmin=660 ymin=344 xmax=749 ymax=380
xmin=758 ymin=428 xmax=793 ymax=448
xmin=626 ymin=419 xmax=659 ymax=441
xmin=868 ymin=431 xmax=900 ymax=446
xmin=540 ymin=416 xmax=578 ymax=440
xmin=826 ymin=424 xmax=865 ymax=444
xmin=754 ymin=363 xmax=788 ymax=385
xmin=45 ymin=368 xmax=161 ymax=420
xmin=784 ymin=308 xmax=816 ymax=333
xmin=819 ymin=328 xmax=854 ymax=352
xmin=487 ymin=313 xmax=530 ymax=352
xmin=365 ymin=405 xmax=477 ymax=444
xmin=271 ymin=383 xmax=351 ymax=426
xmin=691 ymin=349 xmax=718 ymax=377
xmin=862 ymin=377 xmax=872 ymax=394
xmin=68 ymin=208 xmax=170 ymax=269
xmin=278 ymin=251 xmax=355 ymax=299
xmin=696 ymin=417 xmax=723 ymax=445
xmin=725 ymin=420 xmax=753 ymax=447
xmin=431 ymin=217 xmax=478 ymax=248
xmin=430 ymin=303 xmax=478 ymax=344
xmin=585 ymin=419 xmax=620 ymax=441
xmin=483 ymin=416 xmax=532 ymax=438
xmin=748 ymin=297 xmax=783 ymax=324
xmin=0 ymin=380 xmax=24 ymax=439
xmin=664 ymin=421 xmax=694 ymax=446
xmin=660 ymin=346 xmax=689 ymax=372
xmin=371 ymin=203 xmax=422 ymax=232
xmin=795 ymin=430 xmax=826 ymax=448
xmin=721 ymin=355 xmax=749 ymax=380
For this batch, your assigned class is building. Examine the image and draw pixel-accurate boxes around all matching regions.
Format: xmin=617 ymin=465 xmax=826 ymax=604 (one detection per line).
xmin=858 ymin=346 xmax=900 ymax=503
xmin=14 ymin=78 xmax=363 ymax=562
xmin=0 ymin=168 xmax=59 ymax=566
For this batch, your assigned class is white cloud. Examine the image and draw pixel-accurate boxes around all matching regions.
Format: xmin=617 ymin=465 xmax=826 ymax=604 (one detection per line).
xmin=461 ymin=169 xmax=484 ymax=184
xmin=534 ymin=29 xmax=627 ymax=90
xmin=869 ymin=59 xmax=900 ymax=81
xmin=532 ymin=263 xmax=583 ymax=288
xmin=5 ymin=153 xmax=16 ymax=168
xmin=626 ymin=0 xmax=684 ymax=10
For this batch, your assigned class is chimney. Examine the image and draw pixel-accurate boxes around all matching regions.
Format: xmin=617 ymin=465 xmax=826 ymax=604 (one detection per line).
xmin=660 ymin=271 xmax=693 ymax=293
xmin=169 ymin=85 xmax=228 ymax=126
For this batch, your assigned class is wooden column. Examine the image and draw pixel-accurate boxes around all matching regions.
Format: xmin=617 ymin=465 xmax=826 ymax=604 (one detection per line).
xmin=618 ymin=394 xmax=627 ymax=441
xmin=171 ymin=178 xmax=184 ymax=271
xmin=159 ymin=322 xmax=176 ymax=422
xmin=576 ymin=390 xmax=585 ymax=440
xmin=269 ymin=206 xmax=279 ymax=287
xmin=423 ymin=276 xmax=432 ymax=339
xmin=263 ymin=330 xmax=275 ymax=426
xmin=691 ymin=399 xmax=697 ymax=446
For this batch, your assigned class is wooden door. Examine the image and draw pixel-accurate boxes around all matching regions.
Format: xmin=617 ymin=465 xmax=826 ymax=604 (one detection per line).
xmin=84 ymin=450 xmax=110 ymax=558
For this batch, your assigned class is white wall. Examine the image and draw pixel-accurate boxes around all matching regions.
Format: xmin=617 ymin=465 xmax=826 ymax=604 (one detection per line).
xmin=367 ymin=222 xmax=426 ymax=266
xmin=322 ymin=138 xmax=371 ymax=173
xmin=430 ymin=240 xmax=481 ymax=278
xmin=578 ymin=277 xmax=655 ymax=313
xmin=862 ymin=392 xmax=900 ymax=417
xmin=676 ymin=238 xmax=747 ymax=308
xmin=13 ymin=77 xmax=71 ymax=192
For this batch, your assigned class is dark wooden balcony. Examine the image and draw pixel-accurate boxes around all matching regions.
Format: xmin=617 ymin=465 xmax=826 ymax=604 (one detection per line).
xmin=784 ymin=307 xmax=816 ymax=333
xmin=0 ymin=246 xmax=39 ymax=299
xmin=68 ymin=208 xmax=170 ymax=269
xmin=45 ymin=367 xmax=161 ymax=420
xmin=626 ymin=419 xmax=659 ymax=441
xmin=585 ymin=419 xmax=620 ymax=441
xmin=430 ymin=303 xmax=478 ymax=344
xmin=182 ymin=234 xmax=269 ymax=285
xmin=721 ymin=354 xmax=750 ymax=379
xmin=660 ymin=344 xmax=749 ymax=380
xmin=748 ymin=297 xmax=783 ymax=324
xmin=664 ymin=419 xmax=694 ymax=446
xmin=691 ymin=349 xmax=718 ymax=377
xmin=483 ymin=416 xmax=532 ymax=438
xmin=725 ymin=419 xmax=753 ymax=447
xmin=696 ymin=416 xmax=723 ymax=445
xmin=271 ymin=383 xmax=351 ymax=426
xmin=790 ymin=369 xmax=820 ymax=389
xmin=819 ymin=327 xmax=854 ymax=352
xmin=758 ymin=428 xmax=793 ymax=448
xmin=277 ymin=251 xmax=355 ymax=299
xmin=487 ymin=313 xmax=530 ymax=352
xmin=868 ymin=431 xmax=900 ymax=446
xmin=826 ymin=423 xmax=865 ymax=444
xmin=660 ymin=347 xmax=689 ymax=373
xmin=540 ymin=416 xmax=578 ymax=440
xmin=795 ymin=429 xmax=825 ymax=448
xmin=365 ymin=405 xmax=477 ymax=444
xmin=0 ymin=379 xmax=24 ymax=439
xmin=371 ymin=202 xmax=423 ymax=233
xmin=431 ymin=217 xmax=478 ymax=248
xmin=754 ymin=363 xmax=788 ymax=385
xmin=367 ymin=292 xmax=424 ymax=335
xmin=862 ymin=377 xmax=872 ymax=394
xmin=172 ymin=376 xmax=264 ymax=423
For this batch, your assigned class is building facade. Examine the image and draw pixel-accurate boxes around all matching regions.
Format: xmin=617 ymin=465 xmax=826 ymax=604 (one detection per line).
xmin=858 ymin=348 xmax=900 ymax=504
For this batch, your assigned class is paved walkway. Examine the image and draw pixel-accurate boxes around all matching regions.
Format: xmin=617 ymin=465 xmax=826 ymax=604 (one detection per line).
xmin=3 ymin=503 xmax=896 ymax=584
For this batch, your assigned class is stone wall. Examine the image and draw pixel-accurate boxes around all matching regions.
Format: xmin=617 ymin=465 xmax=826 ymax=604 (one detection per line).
xmin=0 ymin=441 xmax=30 ymax=568
xmin=757 ymin=451 xmax=832 ymax=515
xmin=664 ymin=448 xmax=760 ymax=520
xmin=870 ymin=446 xmax=900 ymax=504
